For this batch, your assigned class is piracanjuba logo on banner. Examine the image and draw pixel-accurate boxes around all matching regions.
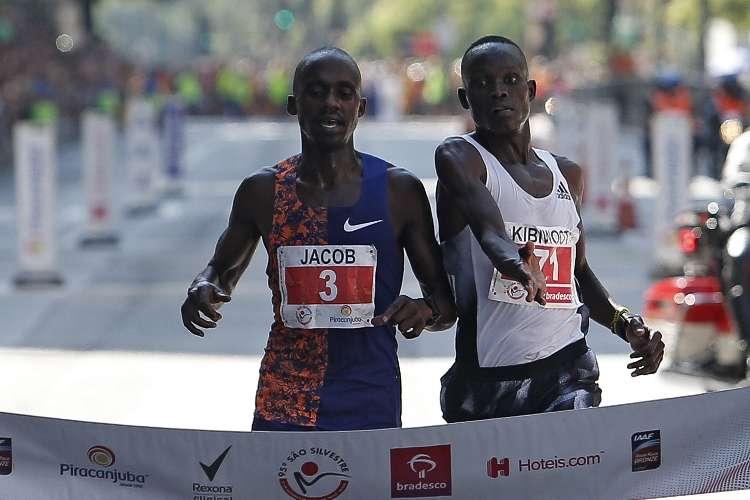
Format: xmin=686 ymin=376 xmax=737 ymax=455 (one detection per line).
xmin=59 ymin=444 xmax=149 ymax=489
xmin=193 ymin=445 xmax=234 ymax=500
xmin=390 ymin=444 xmax=452 ymax=498
xmin=0 ymin=437 xmax=12 ymax=475
xmin=277 ymin=446 xmax=351 ymax=499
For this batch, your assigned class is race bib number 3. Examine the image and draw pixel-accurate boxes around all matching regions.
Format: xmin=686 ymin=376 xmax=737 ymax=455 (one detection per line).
xmin=489 ymin=224 xmax=581 ymax=309
xmin=278 ymin=245 xmax=377 ymax=329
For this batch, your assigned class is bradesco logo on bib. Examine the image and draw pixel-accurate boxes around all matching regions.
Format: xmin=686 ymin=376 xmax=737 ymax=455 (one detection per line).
xmin=489 ymin=223 xmax=581 ymax=309
xmin=278 ymin=245 xmax=377 ymax=329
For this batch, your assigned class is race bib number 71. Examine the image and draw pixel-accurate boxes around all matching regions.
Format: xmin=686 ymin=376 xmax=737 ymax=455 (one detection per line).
xmin=278 ymin=245 xmax=377 ymax=328
xmin=489 ymin=223 xmax=581 ymax=309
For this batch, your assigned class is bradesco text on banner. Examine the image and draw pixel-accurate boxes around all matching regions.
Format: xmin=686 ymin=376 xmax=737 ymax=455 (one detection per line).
xmin=0 ymin=388 xmax=749 ymax=499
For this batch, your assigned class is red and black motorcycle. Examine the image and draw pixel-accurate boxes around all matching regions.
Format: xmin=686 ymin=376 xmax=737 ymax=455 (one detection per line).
xmin=644 ymin=194 xmax=748 ymax=381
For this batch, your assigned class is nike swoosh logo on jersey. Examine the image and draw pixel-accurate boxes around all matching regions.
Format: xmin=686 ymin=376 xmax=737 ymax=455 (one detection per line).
xmin=343 ymin=218 xmax=383 ymax=232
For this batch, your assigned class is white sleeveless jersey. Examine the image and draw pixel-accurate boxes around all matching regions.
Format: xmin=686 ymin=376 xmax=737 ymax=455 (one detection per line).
xmin=442 ymin=134 xmax=587 ymax=369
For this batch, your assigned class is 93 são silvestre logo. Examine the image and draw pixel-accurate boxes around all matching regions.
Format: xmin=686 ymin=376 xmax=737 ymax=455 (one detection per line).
xmin=59 ymin=445 xmax=149 ymax=489
xmin=278 ymin=447 xmax=351 ymax=500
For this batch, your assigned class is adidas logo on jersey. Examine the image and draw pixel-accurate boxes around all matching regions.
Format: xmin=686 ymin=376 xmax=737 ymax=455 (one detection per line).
xmin=556 ymin=183 xmax=572 ymax=200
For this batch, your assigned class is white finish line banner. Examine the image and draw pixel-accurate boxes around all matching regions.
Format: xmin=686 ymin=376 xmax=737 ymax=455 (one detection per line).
xmin=1 ymin=388 xmax=750 ymax=499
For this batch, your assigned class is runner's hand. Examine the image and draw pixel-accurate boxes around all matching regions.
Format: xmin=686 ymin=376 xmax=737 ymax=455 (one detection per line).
xmin=518 ymin=242 xmax=547 ymax=305
xmin=624 ymin=314 xmax=665 ymax=376
xmin=181 ymin=281 xmax=231 ymax=337
xmin=372 ymin=295 xmax=433 ymax=339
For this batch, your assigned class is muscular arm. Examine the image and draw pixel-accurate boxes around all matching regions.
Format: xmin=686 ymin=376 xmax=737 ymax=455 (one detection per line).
xmin=556 ymin=156 xmax=622 ymax=328
xmin=435 ymin=137 xmax=546 ymax=303
xmin=390 ymin=167 xmax=456 ymax=331
xmin=559 ymin=155 xmax=664 ymax=376
xmin=181 ymin=168 xmax=273 ymax=336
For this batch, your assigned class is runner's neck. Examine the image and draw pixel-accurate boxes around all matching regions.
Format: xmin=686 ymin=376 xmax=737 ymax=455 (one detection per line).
xmin=298 ymin=145 xmax=362 ymax=189
xmin=473 ymin=122 xmax=533 ymax=165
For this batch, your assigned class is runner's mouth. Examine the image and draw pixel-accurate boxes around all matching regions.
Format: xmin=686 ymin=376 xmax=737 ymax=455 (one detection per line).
xmin=320 ymin=118 xmax=344 ymax=129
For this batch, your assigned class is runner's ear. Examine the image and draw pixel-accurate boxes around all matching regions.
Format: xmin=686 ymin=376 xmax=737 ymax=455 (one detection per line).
xmin=358 ymin=96 xmax=367 ymax=118
xmin=457 ymin=88 xmax=470 ymax=110
xmin=527 ymin=80 xmax=536 ymax=102
xmin=286 ymin=95 xmax=297 ymax=116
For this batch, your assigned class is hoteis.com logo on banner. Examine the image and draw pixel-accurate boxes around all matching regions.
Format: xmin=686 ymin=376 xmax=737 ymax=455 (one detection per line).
xmin=0 ymin=438 xmax=11 ymax=475
xmin=390 ymin=444 xmax=451 ymax=498
xmin=277 ymin=446 xmax=350 ymax=499
xmin=632 ymin=430 xmax=661 ymax=472
xmin=487 ymin=457 xmax=510 ymax=478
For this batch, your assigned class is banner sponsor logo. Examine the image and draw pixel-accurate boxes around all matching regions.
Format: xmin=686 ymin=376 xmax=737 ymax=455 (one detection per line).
xmin=0 ymin=437 xmax=11 ymax=475
xmin=88 ymin=445 xmax=115 ymax=467
xmin=632 ymin=430 xmax=661 ymax=472
xmin=59 ymin=444 xmax=149 ymax=489
xmin=277 ymin=447 xmax=350 ymax=499
xmin=487 ymin=457 xmax=510 ymax=478
xmin=488 ymin=451 xmax=603 ymax=478
xmin=193 ymin=446 xmax=233 ymax=500
xmin=390 ymin=444 xmax=451 ymax=498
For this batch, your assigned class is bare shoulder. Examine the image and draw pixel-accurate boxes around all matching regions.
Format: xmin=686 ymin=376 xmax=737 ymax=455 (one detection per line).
xmin=236 ymin=166 xmax=275 ymax=199
xmin=552 ymin=154 xmax=583 ymax=198
xmin=231 ymin=166 xmax=276 ymax=223
xmin=387 ymin=164 xmax=426 ymax=196
xmin=435 ymin=136 xmax=484 ymax=179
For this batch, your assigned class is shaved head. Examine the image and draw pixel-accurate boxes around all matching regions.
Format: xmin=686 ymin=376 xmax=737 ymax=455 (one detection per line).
xmin=293 ymin=47 xmax=361 ymax=94
xmin=460 ymin=35 xmax=528 ymax=84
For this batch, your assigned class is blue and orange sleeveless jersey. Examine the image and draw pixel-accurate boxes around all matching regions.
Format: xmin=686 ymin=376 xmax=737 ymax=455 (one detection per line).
xmin=255 ymin=153 xmax=404 ymax=430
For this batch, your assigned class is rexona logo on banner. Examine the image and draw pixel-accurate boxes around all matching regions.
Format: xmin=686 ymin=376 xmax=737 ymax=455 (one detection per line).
xmin=277 ymin=447 xmax=351 ymax=499
xmin=193 ymin=445 xmax=233 ymax=500
xmin=59 ymin=445 xmax=149 ymax=489
xmin=390 ymin=444 xmax=452 ymax=498
xmin=0 ymin=437 xmax=11 ymax=475
xmin=487 ymin=451 xmax=603 ymax=478
xmin=632 ymin=430 xmax=661 ymax=472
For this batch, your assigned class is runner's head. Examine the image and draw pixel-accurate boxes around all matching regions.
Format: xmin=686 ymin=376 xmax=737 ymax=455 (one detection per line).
xmin=458 ymin=36 xmax=535 ymax=134
xmin=288 ymin=47 xmax=366 ymax=148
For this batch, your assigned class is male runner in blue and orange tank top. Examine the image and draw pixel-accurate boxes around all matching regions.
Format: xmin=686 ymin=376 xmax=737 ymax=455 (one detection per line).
xmin=180 ymin=47 xmax=457 ymax=431
xmin=436 ymin=36 xmax=666 ymax=421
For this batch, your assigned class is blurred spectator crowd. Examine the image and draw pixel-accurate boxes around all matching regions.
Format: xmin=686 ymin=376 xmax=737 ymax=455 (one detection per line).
xmin=0 ymin=2 xmax=749 ymax=182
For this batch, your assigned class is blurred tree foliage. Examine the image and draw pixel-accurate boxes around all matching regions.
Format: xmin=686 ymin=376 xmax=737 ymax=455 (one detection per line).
xmin=667 ymin=0 xmax=750 ymax=31
xmin=93 ymin=0 xmax=750 ymax=66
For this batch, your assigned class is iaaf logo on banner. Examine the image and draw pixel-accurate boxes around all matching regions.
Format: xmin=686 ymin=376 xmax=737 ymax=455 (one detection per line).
xmin=390 ymin=444 xmax=451 ymax=498
xmin=277 ymin=447 xmax=351 ymax=499
xmin=632 ymin=430 xmax=661 ymax=472
xmin=0 ymin=437 xmax=11 ymax=475
xmin=59 ymin=445 xmax=149 ymax=489
xmin=193 ymin=445 xmax=233 ymax=500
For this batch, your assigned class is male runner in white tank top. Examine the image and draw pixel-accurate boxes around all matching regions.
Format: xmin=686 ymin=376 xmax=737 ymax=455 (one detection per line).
xmin=435 ymin=35 xmax=665 ymax=421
